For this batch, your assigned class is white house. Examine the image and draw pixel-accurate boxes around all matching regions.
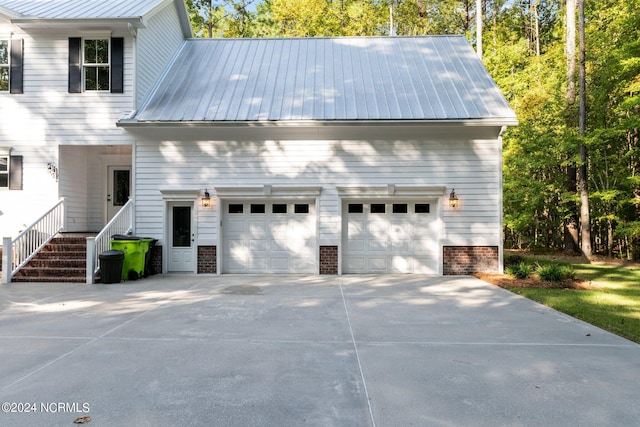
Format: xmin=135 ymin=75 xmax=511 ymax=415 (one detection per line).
xmin=119 ymin=36 xmax=517 ymax=276
xmin=0 ymin=0 xmax=191 ymax=237
xmin=1 ymin=0 xmax=516 ymax=282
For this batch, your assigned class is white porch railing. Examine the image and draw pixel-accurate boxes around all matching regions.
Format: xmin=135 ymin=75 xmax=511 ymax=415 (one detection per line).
xmin=1 ymin=199 xmax=65 ymax=284
xmin=86 ymin=198 xmax=134 ymax=284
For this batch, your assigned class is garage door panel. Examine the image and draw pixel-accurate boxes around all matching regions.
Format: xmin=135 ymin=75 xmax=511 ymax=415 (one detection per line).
xmin=369 ymin=258 xmax=389 ymax=272
xmin=250 ymin=239 xmax=267 ymax=252
xmin=391 ymin=256 xmax=412 ymax=273
xmin=223 ymin=201 xmax=316 ymax=273
xmin=368 ymin=239 xmax=388 ymax=252
xmin=344 ymin=201 xmax=439 ymax=274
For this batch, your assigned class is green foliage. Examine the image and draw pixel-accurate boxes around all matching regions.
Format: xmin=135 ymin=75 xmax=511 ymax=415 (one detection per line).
xmin=504 ymin=254 xmax=525 ymax=267
xmin=507 ymin=261 xmax=640 ymax=343
xmin=536 ymin=262 xmax=575 ymax=286
xmin=505 ymin=262 xmax=533 ymax=279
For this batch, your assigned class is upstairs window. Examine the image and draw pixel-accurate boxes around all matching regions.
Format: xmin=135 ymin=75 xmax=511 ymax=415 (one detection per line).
xmin=0 ymin=155 xmax=8 ymax=187
xmin=83 ymin=39 xmax=110 ymax=91
xmin=69 ymin=37 xmax=123 ymax=93
xmin=0 ymin=39 xmax=23 ymax=94
xmin=0 ymin=40 xmax=8 ymax=91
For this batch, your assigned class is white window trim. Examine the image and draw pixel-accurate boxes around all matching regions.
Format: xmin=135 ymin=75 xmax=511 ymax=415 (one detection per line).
xmin=0 ymin=147 xmax=10 ymax=189
xmin=337 ymin=185 xmax=446 ymax=198
xmin=82 ymin=38 xmax=111 ymax=92
xmin=0 ymin=39 xmax=9 ymax=92
xmin=214 ymin=185 xmax=322 ymax=199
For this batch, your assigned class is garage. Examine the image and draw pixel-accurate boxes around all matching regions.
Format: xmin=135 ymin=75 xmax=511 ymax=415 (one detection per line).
xmin=222 ymin=200 xmax=317 ymax=273
xmin=343 ymin=201 xmax=440 ymax=274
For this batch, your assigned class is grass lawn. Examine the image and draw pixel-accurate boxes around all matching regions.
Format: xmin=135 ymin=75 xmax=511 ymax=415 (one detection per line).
xmin=504 ymin=259 xmax=640 ymax=344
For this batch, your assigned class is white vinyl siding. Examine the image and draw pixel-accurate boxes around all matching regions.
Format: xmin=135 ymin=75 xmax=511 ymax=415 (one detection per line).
xmin=0 ymin=145 xmax=58 ymax=236
xmin=136 ymin=2 xmax=185 ymax=107
xmin=0 ymin=31 xmax=134 ymax=145
xmin=133 ymin=135 xmax=502 ymax=253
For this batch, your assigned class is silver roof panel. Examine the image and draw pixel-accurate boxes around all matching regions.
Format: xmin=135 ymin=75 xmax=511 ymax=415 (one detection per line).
xmin=135 ymin=36 xmax=516 ymax=123
xmin=0 ymin=0 xmax=164 ymax=19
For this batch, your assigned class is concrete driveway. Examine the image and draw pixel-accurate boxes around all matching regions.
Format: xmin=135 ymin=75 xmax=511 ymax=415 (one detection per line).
xmin=0 ymin=275 xmax=639 ymax=427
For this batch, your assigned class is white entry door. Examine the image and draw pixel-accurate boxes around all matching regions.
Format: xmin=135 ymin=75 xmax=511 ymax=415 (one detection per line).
xmin=168 ymin=204 xmax=195 ymax=272
xmin=343 ymin=201 xmax=439 ymax=274
xmin=222 ymin=200 xmax=316 ymax=273
xmin=107 ymin=166 xmax=131 ymax=222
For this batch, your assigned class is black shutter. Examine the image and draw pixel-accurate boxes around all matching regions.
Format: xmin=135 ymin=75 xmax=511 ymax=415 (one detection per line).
xmin=9 ymin=39 xmax=23 ymax=94
xmin=68 ymin=37 xmax=82 ymax=93
xmin=9 ymin=156 xmax=22 ymax=190
xmin=111 ymin=37 xmax=124 ymax=93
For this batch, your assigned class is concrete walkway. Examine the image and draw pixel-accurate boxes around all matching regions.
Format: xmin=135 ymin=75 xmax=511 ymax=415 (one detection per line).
xmin=0 ymin=275 xmax=639 ymax=426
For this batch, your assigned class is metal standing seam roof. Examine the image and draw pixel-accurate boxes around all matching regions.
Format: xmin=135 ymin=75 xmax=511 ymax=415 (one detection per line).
xmin=131 ymin=36 xmax=517 ymax=124
xmin=0 ymin=0 xmax=166 ymax=19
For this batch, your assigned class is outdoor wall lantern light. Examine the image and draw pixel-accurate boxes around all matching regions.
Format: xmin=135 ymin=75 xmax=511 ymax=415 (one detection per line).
xmin=201 ymin=189 xmax=211 ymax=207
xmin=449 ymin=189 xmax=459 ymax=208
xmin=47 ymin=162 xmax=59 ymax=182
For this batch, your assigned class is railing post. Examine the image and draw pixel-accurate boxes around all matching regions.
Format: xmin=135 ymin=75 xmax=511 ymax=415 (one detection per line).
xmin=86 ymin=236 xmax=96 ymax=285
xmin=2 ymin=237 xmax=12 ymax=284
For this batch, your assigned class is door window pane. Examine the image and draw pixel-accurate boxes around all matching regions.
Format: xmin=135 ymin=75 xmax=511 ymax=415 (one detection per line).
xmin=392 ymin=203 xmax=408 ymax=213
xmin=228 ymin=204 xmax=243 ymax=214
xmin=251 ymin=204 xmax=266 ymax=214
xmin=348 ymin=204 xmax=364 ymax=213
xmin=294 ymin=204 xmax=309 ymax=214
xmin=272 ymin=204 xmax=287 ymax=214
xmin=371 ymin=204 xmax=386 ymax=213
xmin=172 ymin=206 xmax=191 ymax=248
xmin=415 ymin=204 xmax=430 ymax=213
xmin=113 ymin=169 xmax=130 ymax=206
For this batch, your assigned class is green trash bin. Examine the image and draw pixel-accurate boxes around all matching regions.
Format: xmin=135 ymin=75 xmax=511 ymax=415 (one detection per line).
xmin=111 ymin=236 xmax=151 ymax=280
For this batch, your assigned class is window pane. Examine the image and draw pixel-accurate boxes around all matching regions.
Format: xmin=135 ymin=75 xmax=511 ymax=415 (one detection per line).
xmin=228 ymin=204 xmax=243 ymax=214
xmin=272 ymin=204 xmax=287 ymax=214
xmin=415 ymin=204 xmax=430 ymax=213
xmin=0 ymin=41 xmax=8 ymax=64
xmin=250 ymin=204 xmax=265 ymax=214
xmin=113 ymin=170 xmax=130 ymax=207
xmin=392 ymin=204 xmax=408 ymax=213
xmin=371 ymin=204 xmax=385 ymax=213
xmin=96 ymin=40 xmax=109 ymax=63
xmin=0 ymin=68 xmax=8 ymax=91
xmin=84 ymin=40 xmax=97 ymax=63
xmin=0 ymin=157 xmax=7 ymax=172
xmin=172 ymin=206 xmax=191 ymax=248
xmin=85 ymin=67 xmax=97 ymax=90
xmin=294 ymin=204 xmax=309 ymax=214
xmin=0 ymin=174 xmax=7 ymax=187
xmin=97 ymin=66 xmax=109 ymax=90
xmin=348 ymin=204 xmax=363 ymax=213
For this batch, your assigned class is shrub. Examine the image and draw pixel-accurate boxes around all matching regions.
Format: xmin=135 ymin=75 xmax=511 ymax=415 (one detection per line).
xmin=537 ymin=263 xmax=575 ymax=286
xmin=505 ymin=262 xmax=532 ymax=279
xmin=504 ymin=254 xmax=525 ymax=267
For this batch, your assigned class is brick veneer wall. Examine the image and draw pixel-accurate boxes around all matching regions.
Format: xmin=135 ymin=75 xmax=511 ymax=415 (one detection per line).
xmin=150 ymin=245 xmax=162 ymax=275
xmin=198 ymin=246 xmax=217 ymax=274
xmin=443 ymin=246 xmax=499 ymax=275
xmin=319 ymin=246 xmax=338 ymax=275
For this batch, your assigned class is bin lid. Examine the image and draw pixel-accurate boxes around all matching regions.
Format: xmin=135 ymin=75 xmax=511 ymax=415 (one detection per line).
xmin=111 ymin=234 xmax=141 ymax=240
xmin=100 ymin=250 xmax=125 ymax=259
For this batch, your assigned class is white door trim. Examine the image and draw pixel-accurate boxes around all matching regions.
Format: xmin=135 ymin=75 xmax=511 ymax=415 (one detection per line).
xmin=160 ymin=190 xmax=198 ymax=274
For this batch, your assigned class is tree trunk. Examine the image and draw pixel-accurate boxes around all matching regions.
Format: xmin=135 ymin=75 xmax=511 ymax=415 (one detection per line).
xmin=578 ymin=0 xmax=592 ymax=258
xmin=476 ymin=0 xmax=483 ymax=58
xmin=564 ymin=0 xmax=580 ymax=254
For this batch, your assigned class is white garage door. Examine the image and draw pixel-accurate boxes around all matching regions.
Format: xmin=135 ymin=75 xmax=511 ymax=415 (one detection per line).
xmin=343 ymin=201 xmax=439 ymax=274
xmin=222 ymin=201 xmax=316 ymax=273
